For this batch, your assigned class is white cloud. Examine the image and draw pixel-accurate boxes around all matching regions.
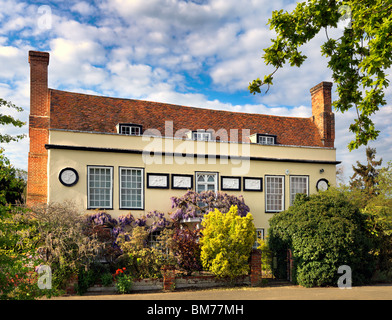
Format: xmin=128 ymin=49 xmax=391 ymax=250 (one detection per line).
xmin=49 ymin=37 xmax=107 ymax=88
xmin=0 ymin=45 xmax=28 ymax=80
xmin=70 ymin=2 xmax=95 ymax=15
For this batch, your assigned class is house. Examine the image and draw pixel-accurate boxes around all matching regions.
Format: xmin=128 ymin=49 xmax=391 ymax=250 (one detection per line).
xmin=26 ymin=50 xmax=340 ymax=238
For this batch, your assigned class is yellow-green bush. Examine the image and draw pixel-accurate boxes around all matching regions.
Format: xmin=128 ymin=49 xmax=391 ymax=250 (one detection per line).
xmin=200 ymin=205 xmax=256 ymax=280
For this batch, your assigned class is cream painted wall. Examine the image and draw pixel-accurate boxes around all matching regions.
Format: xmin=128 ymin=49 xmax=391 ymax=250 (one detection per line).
xmin=47 ymin=130 xmax=337 ymax=232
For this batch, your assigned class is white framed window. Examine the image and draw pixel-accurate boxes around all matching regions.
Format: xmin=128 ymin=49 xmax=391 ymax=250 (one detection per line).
xmin=192 ymin=131 xmax=212 ymax=141
xmin=119 ymin=167 xmax=144 ymax=209
xmin=258 ymin=135 xmax=275 ymax=145
xmin=290 ymin=176 xmax=309 ymax=205
xmin=265 ymin=175 xmax=285 ymax=212
xmin=253 ymin=228 xmax=265 ymax=249
xmin=148 ymin=231 xmax=161 ymax=249
xmin=148 ymin=230 xmax=169 ymax=254
xmin=119 ymin=124 xmax=142 ymax=136
xmin=195 ymin=172 xmax=218 ymax=193
xmin=87 ymin=166 xmax=113 ymax=209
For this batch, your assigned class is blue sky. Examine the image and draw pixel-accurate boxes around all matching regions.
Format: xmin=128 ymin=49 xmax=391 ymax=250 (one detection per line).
xmin=0 ymin=0 xmax=391 ymax=183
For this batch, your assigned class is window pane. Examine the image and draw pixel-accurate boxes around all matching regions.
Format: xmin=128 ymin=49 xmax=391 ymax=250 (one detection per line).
xmin=120 ymin=168 xmax=143 ymax=209
xmin=197 ymin=185 xmax=206 ymax=193
xmin=196 ymin=173 xmax=217 ymax=194
xmin=266 ymin=176 xmax=284 ymax=212
xmin=120 ymin=125 xmax=141 ymax=136
xmin=207 ymin=175 xmax=215 ymax=182
xmin=193 ymin=132 xmax=211 ymax=141
xmin=290 ymin=176 xmax=308 ymax=205
xmin=88 ymin=167 xmax=112 ymax=209
xmin=259 ymin=135 xmax=275 ymax=145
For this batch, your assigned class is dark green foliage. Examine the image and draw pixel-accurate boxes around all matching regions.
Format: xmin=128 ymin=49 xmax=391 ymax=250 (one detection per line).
xmin=0 ymin=148 xmax=26 ymax=205
xmin=0 ymin=98 xmax=26 ymax=144
xmin=76 ymin=262 xmax=112 ymax=295
xmin=350 ymin=147 xmax=382 ymax=196
xmin=268 ymin=190 xmax=376 ymax=287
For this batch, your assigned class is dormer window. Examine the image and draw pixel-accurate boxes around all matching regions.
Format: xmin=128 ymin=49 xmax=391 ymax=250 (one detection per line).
xmin=192 ymin=131 xmax=212 ymax=141
xmin=259 ymin=135 xmax=275 ymax=145
xmin=117 ymin=124 xmax=142 ymax=136
xmin=248 ymin=133 xmax=277 ymax=145
xmin=257 ymin=134 xmax=277 ymax=145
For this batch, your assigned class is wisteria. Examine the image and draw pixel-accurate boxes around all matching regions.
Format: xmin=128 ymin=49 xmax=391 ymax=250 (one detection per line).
xmin=146 ymin=210 xmax=172 ymax=233
xmin=84 ymin=211 xmax=118 ymax=227
xmin=84 ymin=211 xmax=172 ymax=244
xmin=170 ymin=190 xmax=250 ymax=222
xmin=117 ymin=213 xmax=135 ymax=228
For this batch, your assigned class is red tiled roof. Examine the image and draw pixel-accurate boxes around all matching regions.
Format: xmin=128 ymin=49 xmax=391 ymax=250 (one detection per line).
xmin=49 ymin=89 xmax=324 ymax=147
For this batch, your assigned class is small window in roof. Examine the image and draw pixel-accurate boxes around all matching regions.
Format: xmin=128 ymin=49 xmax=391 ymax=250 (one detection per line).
xmin=118 ymin=124 xmax=142 ymax=136
xmin=192 ymin=131 xmax=212 ymax=141
xmin=258 ymin=134 xmax=276 ymax=145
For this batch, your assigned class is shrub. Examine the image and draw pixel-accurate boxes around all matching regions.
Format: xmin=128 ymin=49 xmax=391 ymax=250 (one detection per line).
xmin=29 ymin=202 xmax=104 ymax=291
xmin=0 ymin=205 xmax=43 ymax=299
xmin=258 ymin=238 xmax=273 ymax=273
xmin=268 ymin=189 xmax=376 ymax=287
xmin=116 ymin=226 xmax=175 ymax=279
xmin=84 ymin=211 xmax=174 ymax=280
xmin=200 ymin=206 xmax=256 ymax=280
xmin=100 ymin=272 xmax=113 ymax=287
xmin=171 ymin=224 xmax=202 ymax=275
xmin=76 ymin=261 xmax=112 ymax=295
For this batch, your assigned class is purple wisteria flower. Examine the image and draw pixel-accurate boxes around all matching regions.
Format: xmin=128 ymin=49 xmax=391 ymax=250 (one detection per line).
xmin=85 ymin=211 xmax=118 ymax=227
xmin=169 ymin=190 xmax=250 ymax=221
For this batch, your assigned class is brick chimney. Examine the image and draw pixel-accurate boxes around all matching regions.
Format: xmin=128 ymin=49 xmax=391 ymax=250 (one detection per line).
xmin=26 ymin=51 xmax=50 ymax=206
xmin=310 ymin=81 xmax=335 ymax=148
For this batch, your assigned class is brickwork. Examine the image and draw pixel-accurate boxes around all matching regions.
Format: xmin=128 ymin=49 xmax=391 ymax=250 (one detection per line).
xmin=250 ymin=249 xmax=262 ymax=286
xmin=310 ymin=82 xmax=335 ymax=148
xmin=161 ymin=266 xmax=176 ymax=291
xmin=26 ymin=51 xmax=50 ymax=206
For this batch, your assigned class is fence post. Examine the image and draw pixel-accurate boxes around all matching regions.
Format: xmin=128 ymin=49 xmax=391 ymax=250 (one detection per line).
xmin=161 ymin=266 xmax=176 ymax=292
xmin=250 ymin=249 xmax=262 ymax=286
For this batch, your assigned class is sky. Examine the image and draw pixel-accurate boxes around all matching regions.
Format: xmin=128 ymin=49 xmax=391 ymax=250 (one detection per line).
xmin=0 ymin=0 xmax=391 ymax=184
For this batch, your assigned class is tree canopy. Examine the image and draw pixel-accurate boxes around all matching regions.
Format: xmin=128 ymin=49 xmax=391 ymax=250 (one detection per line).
xmin=0 ymin=98 xmax=25 ymax=143
xmin=0 ymin=148 xmax=26 ymax=205
xmin=249 ymin=0 xmax=392 ymax=150
xmin=350 ymin=146 xmax=382 ymax=196
xmin=268 ymin=191 xmax=376 ymax=287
